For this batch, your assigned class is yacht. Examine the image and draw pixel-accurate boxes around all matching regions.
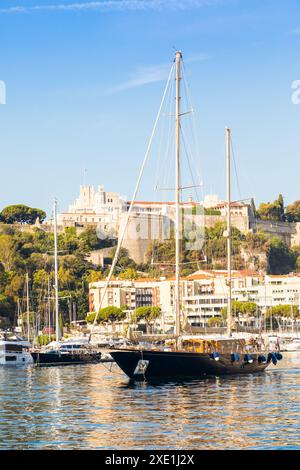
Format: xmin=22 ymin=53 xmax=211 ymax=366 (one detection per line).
xmin=107 ymin=51 xmax=282 ymax=380
xmin=0 ymin=331 xmax=34 ymax=366
xmin=31 ymin=338 xmax=102 ymax=366
xmin=282 ymin=338 xmax=300 ymax=352
xmin=30 ymin=202 xmax=103 ymax=367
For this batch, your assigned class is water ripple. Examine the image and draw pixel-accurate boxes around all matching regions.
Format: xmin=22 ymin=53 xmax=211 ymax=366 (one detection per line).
xmin=0 ymin=353 xmax=300 ymax=449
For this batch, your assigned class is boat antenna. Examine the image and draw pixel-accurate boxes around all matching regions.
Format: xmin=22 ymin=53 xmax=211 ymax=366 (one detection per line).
xmin=174 ymin=50 xmax=182 ymax=341
xmin=226 ymin=127 xmax=232 ymax=337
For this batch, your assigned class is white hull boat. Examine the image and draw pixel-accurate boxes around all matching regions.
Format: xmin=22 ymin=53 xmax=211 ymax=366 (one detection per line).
xmin=282 ymin=338 xmax=300 ymax=352
xmin=0 ymin=332 xmax=34 ymax=366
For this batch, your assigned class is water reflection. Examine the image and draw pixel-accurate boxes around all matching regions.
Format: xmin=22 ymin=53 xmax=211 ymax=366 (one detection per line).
xmin=0 ymin=354 xmax=300 ymax=449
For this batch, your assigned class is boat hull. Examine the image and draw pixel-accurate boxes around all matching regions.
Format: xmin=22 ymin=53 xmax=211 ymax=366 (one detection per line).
xmin=110 ymin=349 xmax=270 ymax=381
xmin=0 ymin=341 xmax=34 ymax=366
xmin=0 ymin=351 xmax=33 ymax=366
xmin=31 ymin=351 xmax=102 ymax=366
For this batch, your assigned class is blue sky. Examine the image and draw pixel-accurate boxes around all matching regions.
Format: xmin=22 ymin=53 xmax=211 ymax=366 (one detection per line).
xmin=0 ymin=0 xmax=300 ymax=217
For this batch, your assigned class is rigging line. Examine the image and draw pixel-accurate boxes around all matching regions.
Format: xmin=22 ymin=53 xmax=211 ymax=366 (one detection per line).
xmin=155 ymin=81 xmax=175 ymax=200
xmin=181 ymin=61 xmax=204 ymax=199
xmin=88 ymin=61 xmax=175 ymax=342
xmin=165 ymin=86 xmax=176 ymax=192
xmin=230 ymin=135 xmax=242 ymax=201
xmin=35 ymin=273 xmax=45 ymax=340
xmin=159 ymin=67 xmax=174 ymax=191
xmin=154 ymin=65 xmax=175 ymax=192
xmin=180 ymin=127 xmax=201 ymax=202
xmin=21 ymin=279 xmax=26 ymax=316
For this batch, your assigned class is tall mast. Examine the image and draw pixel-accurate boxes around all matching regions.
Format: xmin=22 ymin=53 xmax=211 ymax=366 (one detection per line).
xmin=26 ymin=272 xmax=30 ymax=342
xmin=175 ymin=50 xmax=182 ymax=339
xmin=17 ymin=299 xmax=21 ymax=331
xmin=226 ymin=127 xmax=232 ymax=337
xmin=53 ymin=199 xmax=60 ymax=342
xmin=47 ymin=275 xmax=51 ymax=342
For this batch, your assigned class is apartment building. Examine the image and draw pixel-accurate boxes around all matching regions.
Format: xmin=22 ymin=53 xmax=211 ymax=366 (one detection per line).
xmin=89 ymin=271 xmax=300 ymax=331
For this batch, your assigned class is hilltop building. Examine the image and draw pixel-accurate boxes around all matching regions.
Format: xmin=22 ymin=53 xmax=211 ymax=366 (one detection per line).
xmin=57 ymin=185 xmax=125 ymax=238
xmin=55 ymin=185 xmax=300 ymax=264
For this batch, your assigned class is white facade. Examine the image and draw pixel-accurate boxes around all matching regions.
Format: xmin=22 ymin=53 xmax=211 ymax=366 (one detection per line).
xmin=89 ymin=271 xmax=300 ymax=331
xmin=58 ymin=185 xmax=126 ymax=234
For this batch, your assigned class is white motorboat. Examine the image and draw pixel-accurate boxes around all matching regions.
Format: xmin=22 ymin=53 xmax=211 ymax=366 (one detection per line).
xmin=0 ymin=331 xmax=34 ymax=366
xmin=282 ymin=338 xmax=300 ymax=352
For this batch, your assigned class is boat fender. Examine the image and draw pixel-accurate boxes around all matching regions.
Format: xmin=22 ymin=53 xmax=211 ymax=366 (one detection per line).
xmin=258 ymin=355 xmax=267 ymax=364
xmin=275 ymin=352 xmax=283 ymax=361
xmin=267 ymin=352 xmax=277 ymax=365
xmin=210 ymin=352 xmax=220 ymax=361
xmin=244 ymin=354 xmax=253 ymax=364
xmin=231 ymin=352 xmax=240 ymax=363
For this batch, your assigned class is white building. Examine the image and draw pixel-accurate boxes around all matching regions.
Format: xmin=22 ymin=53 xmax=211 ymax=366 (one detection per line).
xmin=89 ymin=271 xmax=300 ymax=332
xmin=58 ymin=185 xmax=125 ymax=236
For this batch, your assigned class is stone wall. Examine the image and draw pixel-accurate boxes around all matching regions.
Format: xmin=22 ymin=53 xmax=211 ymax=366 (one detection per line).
xmin=204 ymin=215 xmax=250 ymax=232
xmin=253 ymin=220 xmax=300 ymax=247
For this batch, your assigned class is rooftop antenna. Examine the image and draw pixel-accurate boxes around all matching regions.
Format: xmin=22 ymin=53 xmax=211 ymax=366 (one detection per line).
xmin=82 ymin=167 xmax=87 ymax=186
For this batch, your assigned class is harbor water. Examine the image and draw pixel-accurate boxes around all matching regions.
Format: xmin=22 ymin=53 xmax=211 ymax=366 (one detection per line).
xmin=0 ymin=353 xmax=299 ymax=450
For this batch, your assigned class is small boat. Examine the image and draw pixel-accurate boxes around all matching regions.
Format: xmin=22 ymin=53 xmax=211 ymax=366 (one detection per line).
xmin=266 ymin=335 xmax=281 ymax=351
xmin=0 ymin=331 xmax=34 ymax=366
xmin=282 ymin=338 xmax=300 ymax=352
xmin=30 ymin=201 xmax=102 ymax=367
xmin=31 ymin=339 xmax=102 ymax=366
xmin=100 ymin=352 xmax=114 ymax=363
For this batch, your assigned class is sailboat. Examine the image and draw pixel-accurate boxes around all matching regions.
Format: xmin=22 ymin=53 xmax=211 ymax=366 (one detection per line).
xmin=107 ymin=51 xmax=283 ymax=380
xmin=31 ymin=200 xmax=102 ymax=366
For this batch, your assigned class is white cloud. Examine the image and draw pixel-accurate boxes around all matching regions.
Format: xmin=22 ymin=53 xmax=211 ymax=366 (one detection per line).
xmin=0 ymin=0 xmax=223 ymax=14
xmin=105 ymin=63 xmax=171 ymax=95
xmin=185 ymin=52 xmax=210 ymax=63
xmin=105 ymin=53 xmax=209 ymax=95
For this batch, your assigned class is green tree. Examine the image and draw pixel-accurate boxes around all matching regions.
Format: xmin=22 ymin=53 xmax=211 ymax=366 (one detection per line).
xmin=267 ymin=237 xmax=297 ymax=274
xmin=58 ymin=266 xmax=74 ymax=289
xmin=86 ymin=312 xmax=97 ymax=323
xmin=244 ymin=231 xmax=268 ymax=250
xmin=266 ymin=304 xmax=299 ymax=318
xmin=76 ymin=289 xmax=89 ymax=320
xmin=257 ymin=194 xmax=285 ymax=221
xmin=0 ymin=294 xmax=15 ymax=323
xmin=221 ymin=301 xmax=259 ymax=319
xmin=33 ymin=269 xmax=48 ymax=288
xmin=1 ymin=205 xmax=46 ymax=224
xmin=60 ymin=227 xmax=80 ymax=252
xmin=85 ymin=269 xmax=103 ymax=283
xmin=98 ymin=306 xmax=126 ymax=323
xmin=119 ymin=268 xmax=138 ymax=280
xmin=79 ymin=226 xmax=113 ymax=251
xmin=4 ymin=273 xmax=25 ymax=300
xmin=132 ymin=306 xmax=161 ymax=332
xmin=207 ymin=316 xmax=222 ymax=327
xmin=285 ymin=200 xmax=300 ymax=222
xmin=0 ymin=234 xmax=16 ymax=271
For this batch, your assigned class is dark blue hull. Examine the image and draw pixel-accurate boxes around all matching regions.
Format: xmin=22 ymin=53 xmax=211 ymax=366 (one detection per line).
xmin=110 ymin=349 xmax=270 ymax=381
xmin=31 ymin=351 xmax=102 ymax=366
